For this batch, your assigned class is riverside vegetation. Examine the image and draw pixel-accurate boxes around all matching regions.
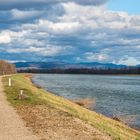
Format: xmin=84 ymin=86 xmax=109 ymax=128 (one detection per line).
xmin=2 ymin=74 xmax=140 ymax=140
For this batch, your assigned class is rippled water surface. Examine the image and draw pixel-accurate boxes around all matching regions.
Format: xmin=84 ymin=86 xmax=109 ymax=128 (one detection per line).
xmin=32 ymin=74 xmax=140 ymax=129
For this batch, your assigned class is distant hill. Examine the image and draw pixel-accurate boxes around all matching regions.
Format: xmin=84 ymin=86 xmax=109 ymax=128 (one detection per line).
xmin=15 ymin=62 xmax=128 ymax=70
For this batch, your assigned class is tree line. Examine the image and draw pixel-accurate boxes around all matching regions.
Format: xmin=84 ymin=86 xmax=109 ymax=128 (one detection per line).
xmin=18 ymin=67 xmax=140 ymax=75
xmin=0 ymin=60 xmax=16 ymax=75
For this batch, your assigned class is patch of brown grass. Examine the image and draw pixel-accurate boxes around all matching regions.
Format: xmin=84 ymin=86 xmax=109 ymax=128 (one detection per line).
xmin=24 ymin=74 xmax=33 ymax=79
xmin=73 ymin=98 xmax=96 ymax=109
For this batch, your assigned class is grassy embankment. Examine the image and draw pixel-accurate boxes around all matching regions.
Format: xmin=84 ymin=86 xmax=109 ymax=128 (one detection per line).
xmin=2 ymin=74 xmax=140 ymax=140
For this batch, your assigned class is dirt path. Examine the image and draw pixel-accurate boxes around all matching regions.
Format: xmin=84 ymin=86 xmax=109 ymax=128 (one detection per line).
xmin=0 ymin=77 xmax=37 ymax=140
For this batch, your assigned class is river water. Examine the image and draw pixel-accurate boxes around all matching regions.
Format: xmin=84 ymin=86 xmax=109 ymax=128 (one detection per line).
xmin=32 ymin=74 xmax=140 ymax=129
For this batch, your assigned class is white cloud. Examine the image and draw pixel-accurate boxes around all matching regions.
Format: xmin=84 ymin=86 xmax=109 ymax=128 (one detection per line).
xmin=0 ymin=31 xmax=11 ymax=44
xmin=20 ymin=39 xmax=45 ymax=47
xmin=21 ymin=19 xmax=81 ymax=35
xmin=11 ymin=9 xmax=44 ymax=20
xmin=39 ymin=46 xmax=62 ymax=56
xmin=40 ymin=19 xmax=81 ymax=34
xmin=16 ymin=3 xmax=140 ymax=37
xmin=118 ymin=57 xmax=140 ymax=66
xmin=6 ymin=46 xmax=65 ymax=57
xmin=0 ymin=30 xmax=29 ymax=45
xmin=86 ymin=52 xmax=108 ymax=62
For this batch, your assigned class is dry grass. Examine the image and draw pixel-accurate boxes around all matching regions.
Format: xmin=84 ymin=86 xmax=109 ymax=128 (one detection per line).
xmin=24 ymin=73 xmax=33 ymax=79
xmin=73 ymin=98 xmax=96 ymax=109
xmin=16 ymin=105 xmax=110 ymax=140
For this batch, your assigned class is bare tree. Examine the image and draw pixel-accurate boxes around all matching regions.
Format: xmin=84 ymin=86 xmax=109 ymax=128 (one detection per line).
xmin=0 ymin=60 xmax=16 ymax=75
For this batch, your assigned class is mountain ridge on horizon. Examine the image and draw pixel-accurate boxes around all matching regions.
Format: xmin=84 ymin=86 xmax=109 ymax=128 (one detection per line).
xmin=14 ymin=61 xmax=140 ymax=69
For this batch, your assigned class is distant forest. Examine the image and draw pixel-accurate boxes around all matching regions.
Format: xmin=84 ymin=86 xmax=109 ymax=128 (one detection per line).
xmin=0 ymin=60 xmax=16 ymax=75
xmin=18 ymin=67 xmax=140 ymax=74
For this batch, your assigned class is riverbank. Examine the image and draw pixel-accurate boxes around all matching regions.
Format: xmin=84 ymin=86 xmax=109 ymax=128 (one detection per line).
xmin=2 ymin=74 xmax=140 ymax=140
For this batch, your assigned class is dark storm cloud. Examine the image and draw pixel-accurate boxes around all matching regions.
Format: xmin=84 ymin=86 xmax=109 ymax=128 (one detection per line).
xmin=0 ymin=0 xmax=108 ymax=10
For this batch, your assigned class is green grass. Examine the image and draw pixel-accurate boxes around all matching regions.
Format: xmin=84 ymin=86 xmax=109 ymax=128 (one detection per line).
xmin=2 ymin=76 xmax=48 ymax=106
xmin=2 ymin=74 xmax=140 ymax=140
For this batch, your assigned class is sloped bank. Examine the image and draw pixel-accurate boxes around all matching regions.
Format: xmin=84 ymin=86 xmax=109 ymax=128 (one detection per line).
xmin=2 ymin=74 xmax=140 ymax=140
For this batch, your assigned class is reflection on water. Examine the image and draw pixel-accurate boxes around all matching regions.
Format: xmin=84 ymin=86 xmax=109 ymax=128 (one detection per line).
xmin=32 ymin=74 xmax=140 ymax=129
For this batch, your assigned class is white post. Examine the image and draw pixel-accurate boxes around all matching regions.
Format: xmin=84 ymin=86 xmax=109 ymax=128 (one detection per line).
xmin=9 ymin=78 xmax=12 ymax=87
xmin=20 ymin=90 xmax=23 ymax=95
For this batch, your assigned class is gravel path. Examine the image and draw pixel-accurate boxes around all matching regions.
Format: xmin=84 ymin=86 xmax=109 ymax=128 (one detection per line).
xmin=0 ymin=77 xmax=37 ymax=140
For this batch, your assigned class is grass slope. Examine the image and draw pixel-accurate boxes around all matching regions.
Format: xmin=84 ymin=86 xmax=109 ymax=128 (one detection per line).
xmin=2 ymin=74 xmax=140 ymax=140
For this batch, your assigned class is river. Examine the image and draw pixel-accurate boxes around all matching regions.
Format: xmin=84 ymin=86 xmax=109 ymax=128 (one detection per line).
xmin=32 ymin=74 xmax=140 ymax=129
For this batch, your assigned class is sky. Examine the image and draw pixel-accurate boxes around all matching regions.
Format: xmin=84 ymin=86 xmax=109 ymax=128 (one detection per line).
xmin=0 ymin=0 xmax=140 ymax=66
xmin=108 ymin=0 xmax=140 ymax=15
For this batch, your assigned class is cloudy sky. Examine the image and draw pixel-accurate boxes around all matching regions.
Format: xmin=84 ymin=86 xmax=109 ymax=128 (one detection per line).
xmin=0 ymin=0 xmax=140 ymax=65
